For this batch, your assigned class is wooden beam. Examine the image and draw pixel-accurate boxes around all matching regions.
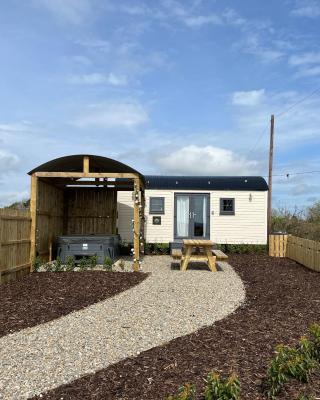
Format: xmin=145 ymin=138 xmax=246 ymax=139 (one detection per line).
xmin=83 ymin=156 xmax=90 ymax=173
xmin=35 ymin=172 xmax=140 ymax=179
xmin=133 ymin=178 xmax=140 ymax=271
xmin=30 ymin=174 xmax=38 ymax=270
xmin=53 ymin=179 xmax=134 ymax=186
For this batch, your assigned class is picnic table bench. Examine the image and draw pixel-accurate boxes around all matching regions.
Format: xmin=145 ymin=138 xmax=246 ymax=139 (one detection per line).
xmin=179 ymin=239 xmax=217 ymax=272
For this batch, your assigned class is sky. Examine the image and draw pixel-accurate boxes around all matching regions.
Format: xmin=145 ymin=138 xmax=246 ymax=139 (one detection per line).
xmin=0 ymin=0 xmax=320 ymax=209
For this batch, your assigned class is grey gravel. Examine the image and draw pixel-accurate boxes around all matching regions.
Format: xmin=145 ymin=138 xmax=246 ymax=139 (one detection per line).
xmin=0 ymin=256 xmax=245 ymax=400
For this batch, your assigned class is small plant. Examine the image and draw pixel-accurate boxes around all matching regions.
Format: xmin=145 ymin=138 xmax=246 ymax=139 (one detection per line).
xmin=78 ymin=257 xmax=89 ymax=271
xmin=103 ymin=256 xmax=113 ymax=272
xmin=267 ymin=340 xmax=317 ymax=399
xmin=297 ymin=394 xmax=315 ymax=400
xmin=166 ymin=383 xmax=196 ymax=400
xmin=89 ymin=255 xmax=98 ymax=269
xmin=309 ymin=324 xmax=320 ymax=361
xmin=32 ymin=256 xmax=42 ymax=272
xmin=204 ymin=372 xmax=241 ymax=400
xmin=53 ymin=256 xmax=63 ymax=272
xmin=65 ymin=255 xmax=75 ymax=271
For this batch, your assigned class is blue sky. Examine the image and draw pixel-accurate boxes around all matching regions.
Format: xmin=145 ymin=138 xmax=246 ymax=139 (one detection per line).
xmin=0 ymin=0 xmax=319 ymax=209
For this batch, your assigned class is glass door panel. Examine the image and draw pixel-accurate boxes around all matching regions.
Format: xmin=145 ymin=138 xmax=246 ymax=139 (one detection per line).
xmin=176 ymin=195 xmax=190 ymax=238
xmin=192 ymin=195 xmax=208 ymax=238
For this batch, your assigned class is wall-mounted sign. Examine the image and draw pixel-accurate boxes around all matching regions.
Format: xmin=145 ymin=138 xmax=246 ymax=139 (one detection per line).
xmin=153 ymin=216 xmax=161 ymax=225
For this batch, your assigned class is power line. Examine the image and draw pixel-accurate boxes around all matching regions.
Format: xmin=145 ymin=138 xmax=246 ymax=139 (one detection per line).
xmin=246 ymin=85 xmax=320 ymax=156
xmin=262 ymin=170 xmax=320 ymax=178
xmin=275 ymin=86 xmax=320 ymax=118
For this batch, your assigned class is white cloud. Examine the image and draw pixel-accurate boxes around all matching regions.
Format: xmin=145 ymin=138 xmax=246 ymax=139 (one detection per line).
xmin=296 ymin=66 xmax=320 ymax=77
xmin=289 ymin=52 xmax=320 ymax=66
xmin=73 ymin=101 xmax=149 ymax=128
xmin=0 ymin=190 xmax=29 ymax=208
xmin=291 ymin=0 xmax=320 ymax=17
xmin=34 ymin=0 xmax=92 ymax=24
xmin=155 ymin=145 xmax=259 ymax=175
xmin=76 ymin=38 xmax=110 ymax=52
xmin=0 ymin=151 xmax=20 ymax=174
xmin=232 ymin=89 xmax=265 ymax=106
xmin=241 ymin=35 xmax=284 ymax=62
xmin=292 ymin=183 xmax=319 ymax=195
xmin=67 ymin=73 xmax=127 ymax=86
xmin=183 ymin=14 xmax=222 ymax=27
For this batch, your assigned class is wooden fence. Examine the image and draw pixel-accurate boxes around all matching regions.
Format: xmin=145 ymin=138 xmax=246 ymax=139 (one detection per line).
xmin=0 ymin=208 xmax=31 ymax=284
xmin=269 ymin=234 xmax=320 ymax=272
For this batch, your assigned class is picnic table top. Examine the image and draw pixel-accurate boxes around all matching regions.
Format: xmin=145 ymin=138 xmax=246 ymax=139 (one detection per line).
xmin=182 ymin=239 xmax=214 ymax=247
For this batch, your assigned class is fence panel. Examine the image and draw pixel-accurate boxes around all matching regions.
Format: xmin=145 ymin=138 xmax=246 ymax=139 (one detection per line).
xmin=286 ymin=235 xmax=320 ymax=272
xmin=269 ymin=234 xmax=287 ymax=257
xmin=0 ymin=208 xmax=31 ymax=283
xmin=269 ymin=234 xmax=320 ymax=272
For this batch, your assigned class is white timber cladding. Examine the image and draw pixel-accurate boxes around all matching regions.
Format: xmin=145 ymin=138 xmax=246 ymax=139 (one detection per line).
xmin=117 ymin=189 xmax=268 ymax=244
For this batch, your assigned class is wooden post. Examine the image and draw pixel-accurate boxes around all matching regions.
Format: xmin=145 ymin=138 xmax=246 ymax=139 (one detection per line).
xmin=140 ymin=189 xmax=145 ymax=254
xmin=267 ymin=115 xmax=275 ymax=240
xmin=30 ymin=174 xmax=38 ymax=270
xmin=133 ymin=178 xmax=140 ymax=271
xmin=83 ymin=155 xmax=90 ymax=173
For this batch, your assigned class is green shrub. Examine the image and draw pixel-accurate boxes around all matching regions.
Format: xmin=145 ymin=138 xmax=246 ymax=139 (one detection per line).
xmin=309 ymin=324 xmax=320 ymax=361
xmin=103 ymin=256 xmax=113 ymax=272
xmin=89 ymin=255 xmax=98 ymax=269
xmin=145 ymin=242 xmax=170 ymax=255
xmin=32 ymin=256 xmax=42 ymax=272
xmin=297 ymin=394 xmax=315 ymax=400
xmin=204 ymin=372 xmax=241 ymax=400
xmin=267 ymin=339 xmax=317 ymax=399
xmin=216 ymin=244 xmax=267 ymax=254
xmin=166 ymin=383 xmax=196 ymax=400
xmin=51 ymin=256 xmax=63 ymax=272
xmin=78 ymin=257 xmax=89 ymax=271
xmin=65 ymin=255 xmax=75 ymax=271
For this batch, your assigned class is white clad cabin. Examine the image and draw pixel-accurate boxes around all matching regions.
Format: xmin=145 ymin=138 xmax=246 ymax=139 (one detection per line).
xmin=117 ymin=176 xmax=268 ymax=247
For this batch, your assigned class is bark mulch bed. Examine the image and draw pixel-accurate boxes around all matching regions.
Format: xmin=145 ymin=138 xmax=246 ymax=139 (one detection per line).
xmin=33 ymin=255 xmax=320 ymax=400
xmin=0 ymin=271 xmax=147 ymax=338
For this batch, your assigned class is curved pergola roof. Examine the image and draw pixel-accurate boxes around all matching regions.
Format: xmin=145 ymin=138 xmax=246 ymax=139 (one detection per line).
xmin=28 ymin=154 xmax=143 ymax=178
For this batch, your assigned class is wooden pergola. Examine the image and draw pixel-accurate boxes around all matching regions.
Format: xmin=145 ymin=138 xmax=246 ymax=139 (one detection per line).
xmin=28 ymin=154 xmax=145 ymax=271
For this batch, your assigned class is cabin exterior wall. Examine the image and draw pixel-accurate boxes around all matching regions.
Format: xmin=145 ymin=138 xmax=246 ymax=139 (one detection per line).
xmin=117 ymin=189 xmax=268 ymax=244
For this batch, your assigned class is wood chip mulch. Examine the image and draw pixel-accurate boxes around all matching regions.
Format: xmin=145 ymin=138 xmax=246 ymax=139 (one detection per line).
xmin=32 ymin=255 xmax=320 ymax=400
xmin=0 ymin=271 xmax=148 ymax=338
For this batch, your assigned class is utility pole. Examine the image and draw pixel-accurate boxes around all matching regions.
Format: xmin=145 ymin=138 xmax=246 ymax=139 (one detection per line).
xmin=267 ymin=114 xmax=275 ymax=241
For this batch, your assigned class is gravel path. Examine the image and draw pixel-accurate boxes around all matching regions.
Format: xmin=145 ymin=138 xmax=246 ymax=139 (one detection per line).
xmin=0 ymin=256 xmax=245 ymax=400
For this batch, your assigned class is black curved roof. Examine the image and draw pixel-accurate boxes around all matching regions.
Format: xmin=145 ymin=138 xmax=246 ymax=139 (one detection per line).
xmin=28 ymin=154 xmax=143 ymax=178
xmin=145 ymin=176 xmax=268 ymax=191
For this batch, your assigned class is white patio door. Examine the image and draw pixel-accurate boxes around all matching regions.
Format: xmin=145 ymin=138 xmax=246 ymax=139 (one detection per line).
xmin=174 ymin=194 xmax=210 ymax=239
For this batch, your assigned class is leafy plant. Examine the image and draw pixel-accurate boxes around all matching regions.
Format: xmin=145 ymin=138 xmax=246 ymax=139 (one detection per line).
xmin=309 ymin=324 xmax=320 ymax=361
xmin=65 ymin=255 xmax=75 ymax=271
xmin=103 ymin=256 xmax=113 ymax=272
xmin=216 ymin=243 xmax=267 ymax=254
xmin=166 ymin=383 xmax=196 ymax=400
xmin=267 ymin=339 xmax=317 ymax=399
xmin=53 ymin=256 xmax=63 ymax=272
xmin=297 ymin=394 xmax=315 ymax=400
xmin=89 ymin=255 xmax=98 ymax=269
xmin=204 ymin=372 xmax=241 ymax=400
xmin=32 ymin=256 xmax=42 ymax=272
xmin=78 ymin=257 xmax=89 ymax=271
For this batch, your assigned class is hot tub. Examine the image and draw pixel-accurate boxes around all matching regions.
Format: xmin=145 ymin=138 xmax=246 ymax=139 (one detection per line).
xmin=56 ymin=234 xmax=120 ymax=263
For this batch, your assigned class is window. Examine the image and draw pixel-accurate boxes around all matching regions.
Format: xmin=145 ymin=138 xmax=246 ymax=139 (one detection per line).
xmin=149 ymin=197 xmax=165 ymax=214
xmin=220 ymin=198 xmax=235 ymax=215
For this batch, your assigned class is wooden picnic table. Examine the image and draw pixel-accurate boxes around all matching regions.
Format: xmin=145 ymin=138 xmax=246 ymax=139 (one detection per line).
xmin=180 ymin=239 xmax=217 ymax=272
